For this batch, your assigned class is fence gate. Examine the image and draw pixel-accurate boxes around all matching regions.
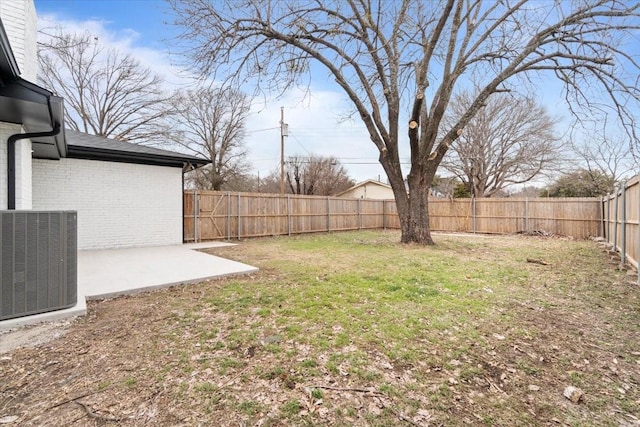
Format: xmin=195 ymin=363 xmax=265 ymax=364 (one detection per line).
xmin=184 ymin=191 xmax=235 ymax=242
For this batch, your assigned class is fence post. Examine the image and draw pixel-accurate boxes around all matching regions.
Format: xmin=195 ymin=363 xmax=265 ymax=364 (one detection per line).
xmin=606 ymin=193 xmax=610 ymax=243
xmin=326 ymin=197 xmax=331 ymax=232
xmin=226 ymin=192 xmax=231 ymax=241
xmin=524 ymin=197 xmax=529 ymax=233
xmin=358 ymin=198 xmax=362 ymax=230
xmin=287 ymin=195 xmax=292 ymax=236
xmin=637 ymin=187 xmax=640 ymax=285
xmin=237 ymin=193 xmax=242 ymax=240
xmin=613 ymin=188 xmax=619 ymax=251
xmin=621 ymin=182 xmax=627 ymax=266
xmin=472 ymin=196 xmax=477 ymax=234
xmin=599 ymin=196 xmax=604 ymax=238
xmin=194 ymin=191 xmax=199 ymax=243
xmin=382 ymin=200 xmax=387 ymax=230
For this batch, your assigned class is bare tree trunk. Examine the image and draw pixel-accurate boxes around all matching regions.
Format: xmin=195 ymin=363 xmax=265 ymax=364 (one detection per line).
xmin=401 ymin=167 xmax=434 ymax=245
xmin=406 ymin=183 xmax=434 ymax=245
xmin=384 ymin=159 xmax=435 ymax=245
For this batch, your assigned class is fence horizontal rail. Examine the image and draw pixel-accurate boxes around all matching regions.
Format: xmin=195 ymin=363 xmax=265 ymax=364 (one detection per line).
xmin=184 ymin=191 xmax=600 ymax=242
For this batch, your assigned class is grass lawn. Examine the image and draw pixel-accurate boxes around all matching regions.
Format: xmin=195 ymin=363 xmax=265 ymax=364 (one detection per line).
xmin=1 ymin=230 xmax=639 ymax=426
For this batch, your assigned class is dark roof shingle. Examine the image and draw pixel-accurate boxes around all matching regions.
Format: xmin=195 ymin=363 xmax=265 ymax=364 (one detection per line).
xmin=64 ymin=129 xmax=209 ymax=168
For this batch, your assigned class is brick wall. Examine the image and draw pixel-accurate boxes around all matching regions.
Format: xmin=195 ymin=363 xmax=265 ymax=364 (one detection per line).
xmin=0 ymin=1 xmax=37 ymax=210
xmin=0 ymin=0 xmax=37 ymax=80
xmin=0 ymin=123 xmax=32 ymax=210
xmin=14 ymin=137 xmax=32 ymax=209
xmin=32 ymin=158 xmax=183 ymax=250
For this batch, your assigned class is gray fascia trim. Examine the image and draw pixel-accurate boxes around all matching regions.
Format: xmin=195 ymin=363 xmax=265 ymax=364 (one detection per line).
xmin=67 ymin=145 xmax=210 ymax=168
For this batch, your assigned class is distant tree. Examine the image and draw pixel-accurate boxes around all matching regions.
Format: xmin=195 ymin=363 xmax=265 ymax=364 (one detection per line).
xmin=223 ymin=173 xmax=261 ymax=192
xmin=170 ymin=0 xmax=640 ymax=244
xmin=543 ymin=169 xmax=614 ymax=198
xmin=571 ymin=135 xmax=637 ymax=186
xmin=285 ymin=156 xmax=354 ymax=195
xmin=258 ymin=156 xmax=354 ymax=195
xmin=38 ymin=30 xmax=171 ymax=145
xmin=431 ymin=175 xmax=462 ymax=198
xmin=254 ymin=172 xmax=281 ymax=194
xmin=442 ymin=91 xmax=559 ymax=197
xmin=169 ymin=87 xmax=251 ymax=190
xmin=510 ymin=186 xmax=544 ymax=198
xmin=453 ymin=182 xmax=472 ymax=199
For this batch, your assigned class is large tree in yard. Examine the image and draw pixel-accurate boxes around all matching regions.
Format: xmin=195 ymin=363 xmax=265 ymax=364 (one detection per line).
xmin=169 ymin=0 xmax=640 ymax=244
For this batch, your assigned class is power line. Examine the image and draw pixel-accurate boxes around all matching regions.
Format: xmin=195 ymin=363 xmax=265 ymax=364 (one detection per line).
xmin=288 ymin=131 xmax=313 ymax=155
xmin=246 ymin=126 xmax=279 ymax=134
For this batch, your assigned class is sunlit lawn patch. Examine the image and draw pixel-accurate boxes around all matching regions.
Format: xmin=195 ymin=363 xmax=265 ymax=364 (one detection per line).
xmin=2 ymin=231 xmax=638 ymax=426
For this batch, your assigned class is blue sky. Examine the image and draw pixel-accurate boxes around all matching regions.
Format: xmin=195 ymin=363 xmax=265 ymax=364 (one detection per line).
xmin=31 ymin=1 xmax=640 ymax=185
xmin=35 ymin=0 xmax=175 ymax=47
xmin=33 ymin=0 xmax=387 ymax=182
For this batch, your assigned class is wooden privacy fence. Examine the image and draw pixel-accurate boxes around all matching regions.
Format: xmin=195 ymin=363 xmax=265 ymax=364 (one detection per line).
xmin=602 ymin=175 xmax=640 ymax=281
xmin=184 ymin=191 xmax=601 ymax=242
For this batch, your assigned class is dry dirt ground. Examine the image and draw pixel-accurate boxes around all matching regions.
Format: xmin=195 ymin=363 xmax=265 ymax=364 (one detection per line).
xmin=0 ymin=231 xmax=639 ymax=427
xmin=1 ymin=320 xmax=73 ymax=355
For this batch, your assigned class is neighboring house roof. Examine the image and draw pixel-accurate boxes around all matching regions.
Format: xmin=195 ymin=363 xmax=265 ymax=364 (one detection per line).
xmin=64 ymin=129 xmax=210 ymax=169
xmin=0 ymin=19 xmax=66 ymax=157
xmin=335 ymin=179 xmax=393 ymax=197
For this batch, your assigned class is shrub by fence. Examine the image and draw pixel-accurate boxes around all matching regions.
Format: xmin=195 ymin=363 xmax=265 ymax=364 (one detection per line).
xmin=184 ymin=191 xmax=601 ymax=242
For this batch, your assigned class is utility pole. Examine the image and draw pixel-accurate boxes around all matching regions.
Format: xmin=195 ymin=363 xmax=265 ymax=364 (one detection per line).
xmin=280 ymin=106 xmax=288 ymax=194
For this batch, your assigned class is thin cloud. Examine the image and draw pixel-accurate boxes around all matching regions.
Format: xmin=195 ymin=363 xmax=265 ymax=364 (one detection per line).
xmin=36 ymin=14 xmax=387 ymax=183
xmin=245 ymin=87 xmax=386 ymax=182
xmin=37 ymin=13 xmax=195 ymax=88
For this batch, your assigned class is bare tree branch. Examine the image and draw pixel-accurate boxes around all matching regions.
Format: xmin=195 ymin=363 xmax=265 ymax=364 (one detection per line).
xmin=280 ymin=155 xmax=354 ymax=196
xmin=170 ymin=86 xmax=252 ymax=190
xmin=38 ymin=30 xmax=172 ymax=145
xmin=169 ymin=0 xmax=640 ymax=244
xmin=441 ymin=91 xmax=560 ymax=197
xmin=570 ymin=120 xmax=639 ymax=184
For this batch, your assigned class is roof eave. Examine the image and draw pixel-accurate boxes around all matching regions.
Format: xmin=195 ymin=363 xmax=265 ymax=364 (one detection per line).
xmin=67 ymin=145 xmax=210 ymax=168
xmin=0 ymin=19 xmax=66 ymax=157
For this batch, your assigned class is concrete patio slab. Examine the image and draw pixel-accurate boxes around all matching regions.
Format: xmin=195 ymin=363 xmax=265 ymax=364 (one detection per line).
xmin=0 ymin=299 xmax=87 ymax=332
xmin=80 ymin=244 xmax=257 ymax=300
xmin=0 ymin=243 xmax=257 ymax=331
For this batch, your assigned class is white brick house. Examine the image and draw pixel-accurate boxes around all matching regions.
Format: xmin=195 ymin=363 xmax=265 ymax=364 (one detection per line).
xmin=0 ymin=2 xmax=209 ymax=250
xmin=34 ymin=159 xmax=181 ymax=249
xmin=0 ymin=1 xmax=209 ymax=322
xmin=0 ymin=0 xmax=42 ymax=211
xmin=31 ymin=131 xmax=207 ymax=249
